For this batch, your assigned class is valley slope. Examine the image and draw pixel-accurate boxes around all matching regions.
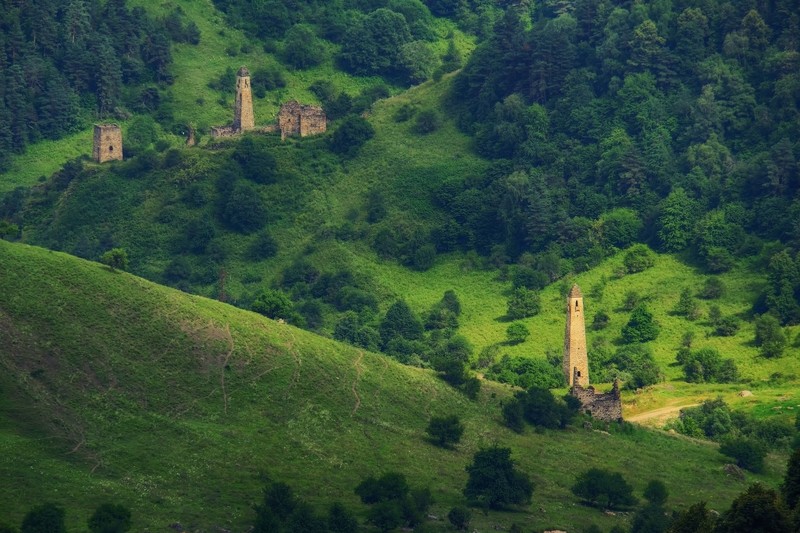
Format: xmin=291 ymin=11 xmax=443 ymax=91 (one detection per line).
xmin=0 ymin=240 xmax=789 ymax=531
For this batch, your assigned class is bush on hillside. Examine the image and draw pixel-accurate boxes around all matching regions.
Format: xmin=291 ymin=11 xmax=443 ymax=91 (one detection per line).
xmin=720 ymin=438 xmax=767 ymax=473
xmin=621 ymin=305 xmax=659 ymax=343
xmin=221 ymin=182 xmax=266 ymax=233
xmin=507 ymin=287 xmax=541 ymax=319
xmin=488 ymin=356 xmax=565 ymax=390
xmin=448 ymin=506 xmax=471 ymax=530
xmin=329 ymin=116 xmax=375 ymax=157
xmin=88 ymin=503 xmax=132 ymax=533
xmin=680 ymin=347 xmax=738 ymax=383
xmin=282 ymin=24 xmax=327 ymax=69
xmin=754 ymin=314 xmax=787 ymax=358
xmin=571 ymin=469 xmax=637 ymax=510
xmin=21 ymin=503 xmax=67 ymax=533
xmin=463 ymin=447 xmax=533 ymax=509
xmin=414 ymin=109 xmax=441 ymax=134
xmin=426 ymin=415 xmax=464 ymax=448
xmin=252 ymin=289 xmax=302 ymax=325
xmin=502 ymin=387 xmax=577 ymax=430
xmin=715 ymin=484 xmax=790 ymax=533
xmin=380 ymin=300 xmax=424 ymax=345
xmin=100 ymin=248 xmax=129 ymax=272
xmin=700 ymin=277 xmax=725 ymax=299
xmin=355 ymin=472 xmax=431 ymax=530
xmin=506 ymin=322 xmax=530 ymax=344
xmin=623 ymin=244 xmax=655 ymax=273
xmin=249 ymin=231 xmax=278 ymax=260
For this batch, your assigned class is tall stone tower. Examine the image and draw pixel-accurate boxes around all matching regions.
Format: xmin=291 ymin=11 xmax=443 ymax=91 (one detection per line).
xmin=233 ymin=66 xmax=254 ymax=132
xmin=563 ymin=284 xmax=589 ymax=387
xmin=92 ymin=124 xmax=123 ymax=163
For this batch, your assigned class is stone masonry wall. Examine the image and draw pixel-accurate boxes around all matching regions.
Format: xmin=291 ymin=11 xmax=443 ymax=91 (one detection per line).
xmin=571 ymin=379 xmax=623 ymax=422
xmin=93 ymin=124 xmax=123 ymax=163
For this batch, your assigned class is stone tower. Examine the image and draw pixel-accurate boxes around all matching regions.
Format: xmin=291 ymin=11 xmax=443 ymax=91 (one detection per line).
xmin=233 ymin=66 xmax=254 ymax=132
xmin=563 ymin=284 xmax=589 ymax=387
xmin=92 ymin=124 xmax=123 ymax=163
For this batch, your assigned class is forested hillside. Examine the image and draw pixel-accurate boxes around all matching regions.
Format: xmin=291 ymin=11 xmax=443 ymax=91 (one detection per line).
xmin=448 ymin=0 xmax=800 ymax=321
xmin=2 ymin=0 xmax=800 ymax=530
xmin=0 ymin=0 xmax=201 ymax=170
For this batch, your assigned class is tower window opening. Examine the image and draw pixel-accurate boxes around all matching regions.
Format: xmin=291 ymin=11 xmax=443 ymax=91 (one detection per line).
xmin=109 ymin=146 xmax=114 ymax=152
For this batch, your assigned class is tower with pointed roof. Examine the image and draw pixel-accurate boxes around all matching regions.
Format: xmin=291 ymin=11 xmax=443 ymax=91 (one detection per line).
xmin=233 ymin=66 xmax=254 ymax=132
xmin=563 ymin=284 xmax=589 ymax=387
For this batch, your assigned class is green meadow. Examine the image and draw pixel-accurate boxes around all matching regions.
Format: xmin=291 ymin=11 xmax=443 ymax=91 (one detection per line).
xmin=0 ymin=240 xmax=791 ymax=532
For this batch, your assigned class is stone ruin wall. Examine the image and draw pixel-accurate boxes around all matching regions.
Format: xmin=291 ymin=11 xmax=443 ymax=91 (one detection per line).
xmin=571 ymin=383 xmax=623 ymax=422
xmin=278 ymin=101 xmax=326 ymax=140
xmin=93 ymin=124 xmax=123 ymax=163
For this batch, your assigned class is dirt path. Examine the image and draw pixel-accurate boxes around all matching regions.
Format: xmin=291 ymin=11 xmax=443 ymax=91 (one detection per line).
xmin=626 ymin=403 xmax=698 ymax=424
xmin=351 ymin=351 xmax=364 ymax=416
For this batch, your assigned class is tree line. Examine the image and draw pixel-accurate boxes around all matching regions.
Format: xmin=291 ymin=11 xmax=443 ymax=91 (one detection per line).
xmin=0 ymin=0 xmax=197 ymax=170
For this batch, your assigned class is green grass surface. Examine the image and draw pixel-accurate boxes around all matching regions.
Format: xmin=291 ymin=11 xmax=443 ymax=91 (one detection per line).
xmin=0 ymin=240 xmax=790 ymax=531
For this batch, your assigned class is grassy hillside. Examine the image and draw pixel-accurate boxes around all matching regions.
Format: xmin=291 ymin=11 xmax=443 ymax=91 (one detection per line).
xmin=0 ymin=240 xmax=789 ymax=531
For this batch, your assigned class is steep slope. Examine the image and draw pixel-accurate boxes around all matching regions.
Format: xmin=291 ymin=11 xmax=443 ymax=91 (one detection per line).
xmin=0 ymin=241 xmax=788 ymax=531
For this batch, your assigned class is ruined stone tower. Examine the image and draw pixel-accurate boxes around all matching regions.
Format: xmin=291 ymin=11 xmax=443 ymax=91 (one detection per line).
xmin=277 ymin=100 xmax=327 ymax=140
xmin=233 ymin=66 xmax=254 ymax=132
xmin=563 ymin=284 xmax=589 ymax=387
xmin=92 ymin=124 xmax=123 ymax=163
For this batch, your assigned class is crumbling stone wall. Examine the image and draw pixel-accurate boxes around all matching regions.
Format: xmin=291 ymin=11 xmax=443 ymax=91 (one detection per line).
xmin=278 ymin=100 xmax=326 ymax=140
xmin=93 ymin=124 xmax=123 ymax=163
xmin=571 ymin=374 xmax=623 ymax=422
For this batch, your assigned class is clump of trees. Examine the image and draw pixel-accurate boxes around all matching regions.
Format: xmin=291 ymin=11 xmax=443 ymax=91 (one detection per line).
xmin=571 ymin=468 xmax=637 ymax=510
xmin=463 ymin=447 xmax=533 ymax=509
xmin=501 ymin=386 xmax=578 ymax=432
xmin=426 ymin=415 xmax=464 ymax=448
xmin=0 ymin=2 xmax=190 ymax=169
xmin=621 ymin=305 xmax=660 ymax=344
xmin=676 ymin=347 xmax=738 ymax=383
xmin=355 ymin=472 xmax=431 ymax=531
xmin=254 ymin=480 xmax=358 ymax=533
xmin=486 ymin=354 xmax=564 ymax=390
xmin=667 ymin=398 xmax=796 ymax=462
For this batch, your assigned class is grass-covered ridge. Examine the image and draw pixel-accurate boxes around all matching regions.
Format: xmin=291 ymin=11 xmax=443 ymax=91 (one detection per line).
xmin=0 ymin=240 xmax=789 ymax=531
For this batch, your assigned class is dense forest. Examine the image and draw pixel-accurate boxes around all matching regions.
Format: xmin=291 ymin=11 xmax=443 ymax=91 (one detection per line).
xmin=446 ymin=0 xmax=800 ymax=321
xmin=0 ymin=0 xmax=198 ymax=170
xmin=1 ymin=0 xmax=799 ymax=356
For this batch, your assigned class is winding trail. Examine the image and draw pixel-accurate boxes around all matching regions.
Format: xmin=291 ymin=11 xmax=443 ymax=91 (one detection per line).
xmin=626 ymin=403 xmax=699 ymax=424
xmin=351 ymin=351 xmax=364 ymax=416
xmin=220 ymin=323 xmax=234 ymax=414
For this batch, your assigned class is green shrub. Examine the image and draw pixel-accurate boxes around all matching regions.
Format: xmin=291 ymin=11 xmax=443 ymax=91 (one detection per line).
xmin=700 ymin=277 xmax=725 ymax=299
xmin=621 ymin=305 xmax=659 ymax=343
xmin=426 ymin=415 xmax=464 ymax=448
xmin=329 ymin=116 xmax=375 ymax=157
xmin=571 ymin=468 xmax=637 ymax=510
xmin=88 ymin=503 xmax=132 ymax=533
xmin=506 ymin=322 xmax=530 ymax=344
xmin=100 ymin=248 xmax=129 ymax=272
xmin=21 ymin=503 xmax=67 ymax=533
xmin=414 ymin=109 xmax=441 ymax=134
xmin=463 ymin=447 xmax=533 ymax=509
xmin=447 ymin=506 xmax=471 ymax=530
xmin=507 ymin=287 xmax=541 ymax=319
xmin=719 ymin=438 xmax=767 ymax=473
xmin=623 ymin=244 xmax=655 ymax=273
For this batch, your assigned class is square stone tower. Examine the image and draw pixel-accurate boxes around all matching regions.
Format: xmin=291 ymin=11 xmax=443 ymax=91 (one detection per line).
xmin=233 ymin=66 xmax=254 ymax=132
xmin=92 ymin=124 xmax=123 ymax=163
xmin=563 ymin=284 xmax=589 ymax=387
